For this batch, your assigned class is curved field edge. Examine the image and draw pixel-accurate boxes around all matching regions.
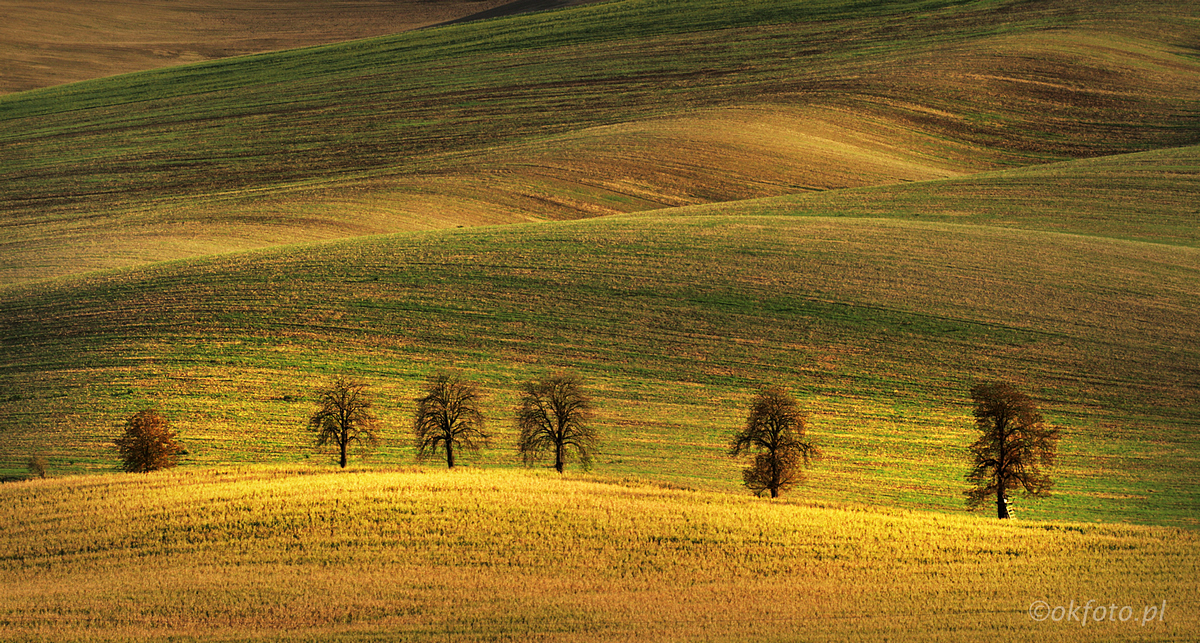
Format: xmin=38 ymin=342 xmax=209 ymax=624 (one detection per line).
xmin=0 ymin=466 xmax=1196 ymax=642
xmin=2 ymin=215 xmax=1197 ymax=527
xmin=0 ymin=0 xmax=546 ymax=95
xmin=3 ymin=0 xmax=1199 ymax=284
xmin=649 ymin=144 xmax=1200 ymax=247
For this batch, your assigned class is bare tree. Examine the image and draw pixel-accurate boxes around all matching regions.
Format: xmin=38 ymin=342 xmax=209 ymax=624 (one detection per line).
xmin=965 ymin=380 xmax=1059 ymax=519
xmin=309 ymin=377 xmax=381 ymax=468
xmin=413 ymin=372 xmax=490 ymax=468
xmin=516 ymin=373 xmax=598 ymax=473
xmin=115 ymin=409 xmax=184 ymax=473
xmin=729 ymin=386 xmax=817 ymax=498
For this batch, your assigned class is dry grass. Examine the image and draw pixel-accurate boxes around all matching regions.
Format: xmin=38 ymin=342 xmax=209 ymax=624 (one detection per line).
xmin=0 ymin=0 xmax=539 ymax=95
xmin=1 ymin=466 xmax=1196 ymax=641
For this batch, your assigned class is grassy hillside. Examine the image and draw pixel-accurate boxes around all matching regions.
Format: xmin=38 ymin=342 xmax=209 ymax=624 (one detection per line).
xmin=3 ymin=0 xmax=1199 ymax=284
xmin=661 ymin=144 xmax=1200 ymax=247
xmin=2 ymin=0 xmax=1199 ymax=639
xmin=3 ymin=199 xmax=1197 ymax=525
xmin=1 ymin=466 xmax=1196 ymax=641
xmin=0 ymin=0 xmax=1197 ymax=525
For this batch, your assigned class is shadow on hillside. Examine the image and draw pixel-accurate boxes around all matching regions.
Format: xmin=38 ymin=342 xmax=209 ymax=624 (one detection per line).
xmin=435 ymin=0 xmax=612 ymax=26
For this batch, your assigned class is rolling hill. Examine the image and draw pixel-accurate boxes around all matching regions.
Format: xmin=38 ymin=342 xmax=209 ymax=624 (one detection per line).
xmin=4 ymin=0 xmax=1198 ymax=284
xmin=2 ymin=0 xmax=1200 ymax=640
xmin=0 ymin=0 xmax=602 ymax=95
xmin=1 ymin=466 xmax=1196 ymax=641
xmin=1 ymin=0 xmax=1198 ymax=530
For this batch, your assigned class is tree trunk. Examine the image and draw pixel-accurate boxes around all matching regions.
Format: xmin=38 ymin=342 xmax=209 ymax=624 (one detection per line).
xmin=769 ymin=449 xmax=780 ymax=498
xmin=446 ymin=439 xmax=456 ymax=469
xmin=996 ymin=421 xmax=1010 ymax=518
xmin=554 ymin=443 xmax=564 ymax=473
xmin=339 ymin=439 xmax=348 ymax=469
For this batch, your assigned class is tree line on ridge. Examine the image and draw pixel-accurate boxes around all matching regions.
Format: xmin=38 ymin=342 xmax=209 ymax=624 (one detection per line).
xmin=96 ymin=372 xmax=1059 ymax=520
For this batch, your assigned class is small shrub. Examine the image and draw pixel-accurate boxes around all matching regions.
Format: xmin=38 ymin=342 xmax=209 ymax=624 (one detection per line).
xmin=115 ymin=409 xmax=184 ymax=473
xmin=27 ymin=454 xmax=48 ymax=479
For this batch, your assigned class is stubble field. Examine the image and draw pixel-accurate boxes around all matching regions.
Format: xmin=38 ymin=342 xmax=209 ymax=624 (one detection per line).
xmin=2 ymin=466 xmax=1197 ymax=642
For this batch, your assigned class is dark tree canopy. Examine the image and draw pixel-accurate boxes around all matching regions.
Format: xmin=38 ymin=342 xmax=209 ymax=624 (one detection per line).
xmin=965 ymin=380 xmax=1059 ymax=519
xmin=516 ymin=373 xmax=598 ymax=473
xmin=413 ymin=372 xmax=490 ymax=468
xmin=309 ymin=377 xmax=381 ymax=468
xmin=729 ymin=386 xmax=817 ymax=498
xmin=115 ymin=409 xmax=184 ymax=473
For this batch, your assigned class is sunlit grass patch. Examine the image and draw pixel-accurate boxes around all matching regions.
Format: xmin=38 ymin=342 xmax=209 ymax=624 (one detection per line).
xmin=0 ymin=466 xmax=1196 ymax=641
xmin=676 ymin=144 xmax=1200 ymax=246
xmin=2 ymin=214 xmax=1196 ymax=526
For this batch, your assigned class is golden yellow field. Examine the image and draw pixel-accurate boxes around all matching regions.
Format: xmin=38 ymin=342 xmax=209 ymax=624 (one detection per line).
xmin=1 ymin=466 xmax=1196 ymax=641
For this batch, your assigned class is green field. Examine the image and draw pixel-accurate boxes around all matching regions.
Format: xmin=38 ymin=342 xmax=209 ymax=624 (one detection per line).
xmin=4 ymin=209 xmax=1198 ymax=526
xmin=1 ymin=0 xmax=1199 ymax=639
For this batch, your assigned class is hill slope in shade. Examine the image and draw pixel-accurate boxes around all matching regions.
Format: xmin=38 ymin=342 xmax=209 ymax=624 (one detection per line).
xmin=3 ymin=0 xmax=1199 ymax=284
